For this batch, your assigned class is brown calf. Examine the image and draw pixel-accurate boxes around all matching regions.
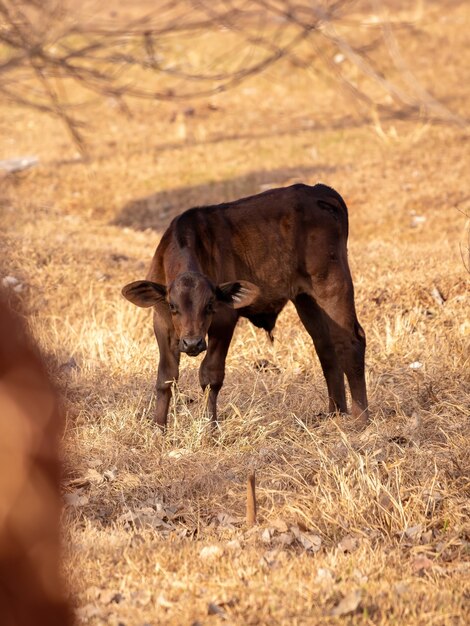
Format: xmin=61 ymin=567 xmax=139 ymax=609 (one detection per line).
xmin=123 ymin=183 xmax=368 ymax=429
xmin=0 ymin=294 xmax=73 ymax=625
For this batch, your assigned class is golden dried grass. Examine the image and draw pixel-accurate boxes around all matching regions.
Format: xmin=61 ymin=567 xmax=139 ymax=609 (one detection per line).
xmin=1 ymin=1 xmax=469 ymax=624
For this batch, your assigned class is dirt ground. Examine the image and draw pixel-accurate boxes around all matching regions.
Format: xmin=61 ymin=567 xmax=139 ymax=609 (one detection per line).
xmin=1 ymin=1 xmax=469 ymax=624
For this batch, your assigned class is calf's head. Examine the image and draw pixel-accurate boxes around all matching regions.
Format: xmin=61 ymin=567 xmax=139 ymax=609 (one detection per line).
xmin=122 ymin=272 xmax=259 ymax=356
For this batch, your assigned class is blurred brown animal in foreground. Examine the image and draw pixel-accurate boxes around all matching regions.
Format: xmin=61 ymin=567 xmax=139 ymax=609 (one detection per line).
xmin=0 ymin=294 xmax=73 ymax=625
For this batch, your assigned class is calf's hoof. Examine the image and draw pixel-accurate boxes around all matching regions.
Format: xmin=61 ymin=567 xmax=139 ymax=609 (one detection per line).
xmin=351 ymin=411 xmax=369 ymax=431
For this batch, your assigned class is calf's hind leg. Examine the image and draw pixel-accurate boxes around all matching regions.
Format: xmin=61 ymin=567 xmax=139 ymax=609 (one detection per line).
xmin=310 ymin=268 xmax=369 ymax=425
xmin=293 ymin=293 xmax=347 ymax=414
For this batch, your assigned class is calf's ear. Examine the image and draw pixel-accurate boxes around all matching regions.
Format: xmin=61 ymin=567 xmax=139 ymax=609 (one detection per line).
xmin=122 ymin=280 xmax=167 ymax=308
xmin=216 ymin=281 xmax=259 ymax=309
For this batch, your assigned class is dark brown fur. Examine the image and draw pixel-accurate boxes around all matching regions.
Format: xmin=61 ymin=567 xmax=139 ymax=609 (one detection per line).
xmin=122 ymin=183 xmax=368 ymax=428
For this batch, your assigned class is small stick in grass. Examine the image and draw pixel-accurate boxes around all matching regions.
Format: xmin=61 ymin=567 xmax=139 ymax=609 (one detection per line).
xmin=246 ymin=472 xmax=257 ymax=527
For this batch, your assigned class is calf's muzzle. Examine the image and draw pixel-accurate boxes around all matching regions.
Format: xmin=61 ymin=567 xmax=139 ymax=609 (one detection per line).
xmin=180 ymin=336 xmax=207 ymax=356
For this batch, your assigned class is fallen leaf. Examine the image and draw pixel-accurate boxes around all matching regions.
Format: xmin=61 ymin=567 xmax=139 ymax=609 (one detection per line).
xmin=217 ymin=512 xmax=241 ymax=527
xmin=405 ymin=524 xmax=423 ymax=540
xmin=315 ymin=568 xmax=334 ymax=584
xmin=394 ymin=582 xmax=409 ymax=596
xmin=88 ymin=458 xmax=103 ymax=468
xmin=389 ymin=435 xmax=410 ymax=446
xmin=64 ymin=491 xmax=89 ymax=507
xmin=378 ymin=493 xmax=394 ymax=512
xmin=261 ymin=528 xmax=273 ymax=544
xmin=212 ymin=596 xmax=238 ymax=609
xmin=226 ymin=539 xmax=242 ymax=551
xmin=168 ymin=448 xmax=191 ymax=459
xmin=76 ymin=603 xmax=101 ymax=621
xmin=331 ymin=590 xmax=362 ymax=616
xmin=200 ymin=545 xmax=223 ymax=560
xmin=253 ymin=359 xmax=280 ymax=372
xmin=103 ymin=468 xmax=117 ymax=481
xmin=405 ymin=412 xmax=422 ymax=439
xmin=412 ymin=555 xmax=434 ymax=574
xmin=291 ymin=527 xmax=322 ymax=552
xmin=84 ymin=586 xmax=101 ymax=601
xmin=117 ymin=511 xmax=136 ymax=526
xmin=118 ymin=507 xmax=173 ymax=530
xmin=276 ymin=532 xmax=294 ymax=547
xmin=156 ymin=593 xmax=174 ymax=608
xmin=99 ymin=589 xmax=122 ymax=605
xmin=260 ymin=549 xmax=287 ymax=568
xmin=338 ymin=535 xmax=358 ymax=553
xmin=59 ymin=357 xmax=79 ymax=373
xmin=430 ymin=286 xmax=445 ymax=305
xmin=410 ymin=215 xmax=426 ymax=228
xmin=353 ymin=568 xmax=368 ymax=584
xmin=136 ymin=506 xmax=156 ymax=517
xmin=421 ymin=530 xmax=433 ymax=544
xmin=423 ymin=488 xmax=444 ymax=513
xmin=85 ymin=468 xmax=104 ymax=484
xmin=300 ymin=533 xmax=322 ymax=552
xmin=65 ymin=478 xmax=91 ymax=490
xmin=208 ymin=602 xmax=225 ymax=617
xmin=163 ymin=504 xmax=181 ymax=521
xmin=0 ymin=156 xmax=38 ymax=173
xmin=271 ymin=518 xmax=289 ymax=533
xmin=131 ymin=589 xmax=152 ymax=606
xmin=154 ymin=502 xmax=167 ymax=518
xmin=2 ymin=275 xmax=20 ymax=287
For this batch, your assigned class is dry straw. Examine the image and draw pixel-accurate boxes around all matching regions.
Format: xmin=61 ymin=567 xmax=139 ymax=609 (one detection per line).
xmin=0 ymin=1 xmax=469 ymax=623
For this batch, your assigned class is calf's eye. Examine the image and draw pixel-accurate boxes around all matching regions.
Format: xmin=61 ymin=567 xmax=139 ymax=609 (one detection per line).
xmin=169 ymin=303 xmax=178 ymax=314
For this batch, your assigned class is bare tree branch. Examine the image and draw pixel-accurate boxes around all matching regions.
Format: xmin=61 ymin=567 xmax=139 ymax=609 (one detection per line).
xmin=0 ymin=0 xmax=465 ymax=150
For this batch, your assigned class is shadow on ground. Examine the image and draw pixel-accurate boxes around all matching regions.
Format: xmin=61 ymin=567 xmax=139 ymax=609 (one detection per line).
xmin=112 ymin=165 xmax=339 ymax=231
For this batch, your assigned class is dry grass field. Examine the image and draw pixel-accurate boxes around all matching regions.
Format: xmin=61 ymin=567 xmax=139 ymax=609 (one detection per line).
xmin=1 ymin=1 xmax=469 ymax=624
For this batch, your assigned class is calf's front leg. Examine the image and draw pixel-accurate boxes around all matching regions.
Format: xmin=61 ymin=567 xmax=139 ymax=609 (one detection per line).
xmin=199 ymin=311 xmax=237 ymax=427
xmin=153 ymin=308 xmax=180 ymax=429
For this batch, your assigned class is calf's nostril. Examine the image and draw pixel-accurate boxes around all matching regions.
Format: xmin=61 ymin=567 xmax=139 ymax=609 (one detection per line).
xmin=196 ymin=338 xmax=206 ymax=351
